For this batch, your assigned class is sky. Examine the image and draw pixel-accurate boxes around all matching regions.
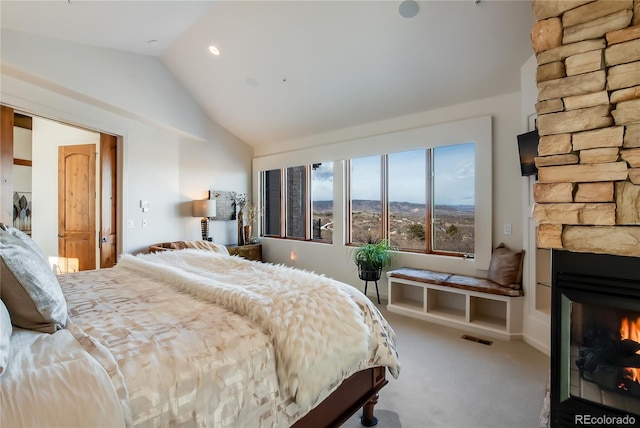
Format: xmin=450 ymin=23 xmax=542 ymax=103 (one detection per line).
xmin=432 ymin=143 xmax=475 ymax=206
xmin=311 ymin=162 xmax=334 ymax=201
xmin=308 ymin=143 xmax=475 ymax=206
xmin=346 ymin=143 xmax=475 ymax=205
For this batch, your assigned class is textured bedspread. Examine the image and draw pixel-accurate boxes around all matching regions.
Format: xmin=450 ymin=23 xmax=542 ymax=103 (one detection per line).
xmin=48 ymin=251 xmax=400 ymax=427
xmin=117 ymin=250 xmax=376 ymax=408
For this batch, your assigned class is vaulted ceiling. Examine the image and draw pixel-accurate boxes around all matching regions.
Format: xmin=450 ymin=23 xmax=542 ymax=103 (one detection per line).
xmin=1 ymin=0 xmax=535 ymax=149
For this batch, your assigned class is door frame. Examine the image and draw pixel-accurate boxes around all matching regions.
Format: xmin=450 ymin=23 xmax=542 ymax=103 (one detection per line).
xmin=0 ymin=105 xmax=121 ymax=266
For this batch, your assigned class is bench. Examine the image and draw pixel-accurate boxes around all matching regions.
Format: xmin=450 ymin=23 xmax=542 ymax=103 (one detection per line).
xmin=386 ymin=267 xmax=524 ymax=340
xmin=388 ymin=267 xmax=523 ymax=297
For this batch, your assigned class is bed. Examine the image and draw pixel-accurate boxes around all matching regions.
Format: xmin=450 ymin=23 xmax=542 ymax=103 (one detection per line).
xmin=0 ymin=224 xmax=400 ymax=427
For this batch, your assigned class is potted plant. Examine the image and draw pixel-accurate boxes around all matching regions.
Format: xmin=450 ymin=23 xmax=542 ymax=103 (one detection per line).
xmin=352 ymin=238 xmax=395 ymax=283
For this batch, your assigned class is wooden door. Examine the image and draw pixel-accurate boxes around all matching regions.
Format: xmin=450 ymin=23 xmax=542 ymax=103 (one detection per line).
xmin=58 ymin=144 xmax=96 ymax=272
xmin=100 ymin=134 xmax=117 ymax=268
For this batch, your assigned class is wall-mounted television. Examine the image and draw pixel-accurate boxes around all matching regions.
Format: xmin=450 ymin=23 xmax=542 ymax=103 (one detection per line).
xmin=517 ymin=129 xmax=539 ymax=177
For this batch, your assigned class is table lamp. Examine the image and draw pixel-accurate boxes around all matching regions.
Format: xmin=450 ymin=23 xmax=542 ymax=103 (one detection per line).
xmin=193 ymin=199 xmax=217 ymax=241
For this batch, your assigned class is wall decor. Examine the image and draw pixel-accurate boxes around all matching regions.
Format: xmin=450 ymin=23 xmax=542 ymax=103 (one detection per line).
xmin=209 ymin=190 xmax=236 ymax=221
xmin=13 ymin=191 xmax=32 ymax=233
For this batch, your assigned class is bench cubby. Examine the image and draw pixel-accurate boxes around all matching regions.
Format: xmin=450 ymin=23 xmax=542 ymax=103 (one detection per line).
xmin=387 ymin=268 xmax=523 ymax=340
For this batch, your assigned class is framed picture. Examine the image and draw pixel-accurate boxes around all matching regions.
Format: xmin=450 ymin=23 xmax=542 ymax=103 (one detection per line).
xmin=13 ymin=191 xmax=32 ymax=233
xmin=209 ymin=190 xmax=237 ymax=221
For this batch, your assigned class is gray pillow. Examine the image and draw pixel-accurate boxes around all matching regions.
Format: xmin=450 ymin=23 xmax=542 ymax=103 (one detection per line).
xmin=0 ymin=299 xmax=11 ymax=376
xmin=0 ymin=223 xmax=49 ymax=263
xmin=0 ymin=227 xmax=68 ymax=333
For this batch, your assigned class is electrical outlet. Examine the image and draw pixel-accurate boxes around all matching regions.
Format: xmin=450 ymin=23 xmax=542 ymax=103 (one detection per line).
xmin=127 ymin=219 xmax=134 ymax=228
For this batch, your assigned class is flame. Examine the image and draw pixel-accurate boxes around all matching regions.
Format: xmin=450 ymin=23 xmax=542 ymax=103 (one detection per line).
xmin=620 ymin=317 xmax=640 ymax=384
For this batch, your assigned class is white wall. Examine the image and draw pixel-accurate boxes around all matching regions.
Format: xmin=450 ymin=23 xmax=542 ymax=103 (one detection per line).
xmin=1 ymin=30 xmax=253 ymax=255
xmin=255 ymin=91 xmax=525 ymax=294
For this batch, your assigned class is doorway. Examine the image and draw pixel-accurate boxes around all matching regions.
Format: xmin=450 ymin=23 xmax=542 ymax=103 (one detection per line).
xmin=0 ymin=106 xmax=119 ymax=271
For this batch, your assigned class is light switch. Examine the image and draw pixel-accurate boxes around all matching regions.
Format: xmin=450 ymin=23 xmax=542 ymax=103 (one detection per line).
xmin=504 ymin=224 xmax=512 ymax=235
xmin=142 ymin=219 xmax=148 ymax=228
xmin=140 ymin=200 xmax=150 ymax=212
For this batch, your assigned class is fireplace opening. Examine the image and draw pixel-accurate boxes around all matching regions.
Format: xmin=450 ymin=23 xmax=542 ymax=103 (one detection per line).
xmin=573 ymin=304 xmax=640 ymax=406
xmin=551 ymin=250 xmax=640 ymax=427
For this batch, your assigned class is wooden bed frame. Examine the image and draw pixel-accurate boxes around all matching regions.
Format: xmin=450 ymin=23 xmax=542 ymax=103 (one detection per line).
xmin=292 ymin=366 xmax=387 ymax=427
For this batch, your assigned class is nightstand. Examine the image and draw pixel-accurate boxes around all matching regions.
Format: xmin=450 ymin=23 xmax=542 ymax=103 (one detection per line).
xmin=226 ymin=244 xmax=262 ymax=262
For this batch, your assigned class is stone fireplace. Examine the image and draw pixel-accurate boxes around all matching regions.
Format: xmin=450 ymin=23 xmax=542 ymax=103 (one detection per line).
xmin=531 ymin=0 xmax=640 ymax=257
xmin=530 ymin=1 xmax=640 ymax=426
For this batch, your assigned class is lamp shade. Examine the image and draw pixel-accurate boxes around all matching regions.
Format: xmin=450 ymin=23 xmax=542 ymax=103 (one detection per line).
xmin=193 ymin=199 xmax=216 ymax=218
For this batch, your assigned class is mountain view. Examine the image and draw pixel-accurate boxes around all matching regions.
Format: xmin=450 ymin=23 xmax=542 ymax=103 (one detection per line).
xmin=312 ymin=200 xmax=474 ymax=254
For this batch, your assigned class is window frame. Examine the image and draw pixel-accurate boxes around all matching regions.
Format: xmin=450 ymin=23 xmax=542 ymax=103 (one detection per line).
xmin=261 ymin=168 xmax=284 ymax=238
xmin=346 ymin=155 xmax=385 ymax=245
xmin=253 ymin=116 xmax=492 ymax=269
xmin=284 ymin=165 xmax=307 ymax=240
xmin=260 ymin=163 xmax=334 ymax=243
xmin=310 ymin=162 xmax=334 ymax=243
xmin=347 ymin=144 xmax=474 ymax=258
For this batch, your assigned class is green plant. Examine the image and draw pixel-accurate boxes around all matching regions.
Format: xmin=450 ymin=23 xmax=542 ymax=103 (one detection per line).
xmin=352 ymin=238 xmax=395 ymax=271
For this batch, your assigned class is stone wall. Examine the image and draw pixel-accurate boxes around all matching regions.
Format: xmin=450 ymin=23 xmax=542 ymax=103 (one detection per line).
xmin=530 ymin=0 xmax=640 ymax=257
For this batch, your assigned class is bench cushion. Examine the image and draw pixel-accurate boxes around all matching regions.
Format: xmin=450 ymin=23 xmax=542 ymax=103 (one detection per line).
xmin=388 ymin=267 xmax=523 ymax=297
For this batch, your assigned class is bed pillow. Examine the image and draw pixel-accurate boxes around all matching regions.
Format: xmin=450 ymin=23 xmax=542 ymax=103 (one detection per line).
xmin=0 ymin=300 xmax=11 ymax=376
xmin=487 ymin=243 xmax=524 ymax=289
xmin=0 ymin=223 xmax=49 ymax=263
xmin=0 ymin=227 xmax=68 ymax=333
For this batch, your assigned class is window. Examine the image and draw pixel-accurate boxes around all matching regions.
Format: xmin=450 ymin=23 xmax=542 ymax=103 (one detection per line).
xmin=311 ymin=162 xmax=333 ymax=242
xmin=254 ymin=116 xmax=491 ymax=267
xmin=262 ymin=169 xmax=281 ymax=236
xmin=432 ymin=143 xmax=475 ymax=254
xmin=349 ymin=155 xmax=382 ymax=244
xmin=260 ymin=163 xmax=334 ymax=243
xmin=348 ymin=143 xmax=475 ymax=256
xmin=286 ymin=166 xmax=306 ymax=238
xmin=388 ymin=150 xmax=426 ymax=251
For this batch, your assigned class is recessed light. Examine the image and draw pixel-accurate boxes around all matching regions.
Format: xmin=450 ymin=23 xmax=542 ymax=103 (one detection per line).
xmin=208 ymin=45 xmax=220 ymax=56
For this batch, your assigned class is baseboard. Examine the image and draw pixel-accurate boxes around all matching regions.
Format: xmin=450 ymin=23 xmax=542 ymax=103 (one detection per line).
xmin=523 ymin=334 xmax=550 ymax=356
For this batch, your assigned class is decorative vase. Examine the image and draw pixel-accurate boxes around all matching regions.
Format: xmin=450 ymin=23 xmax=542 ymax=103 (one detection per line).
xmin=237 ymin=210 xmax=244 ymax=246
xmin=244 ymin=225 xmax=252 ymax=245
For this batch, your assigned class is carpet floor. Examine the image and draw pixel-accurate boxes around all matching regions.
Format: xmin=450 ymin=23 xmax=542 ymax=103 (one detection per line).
xmin=341 ymin=300 xmax=550 ymax=428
